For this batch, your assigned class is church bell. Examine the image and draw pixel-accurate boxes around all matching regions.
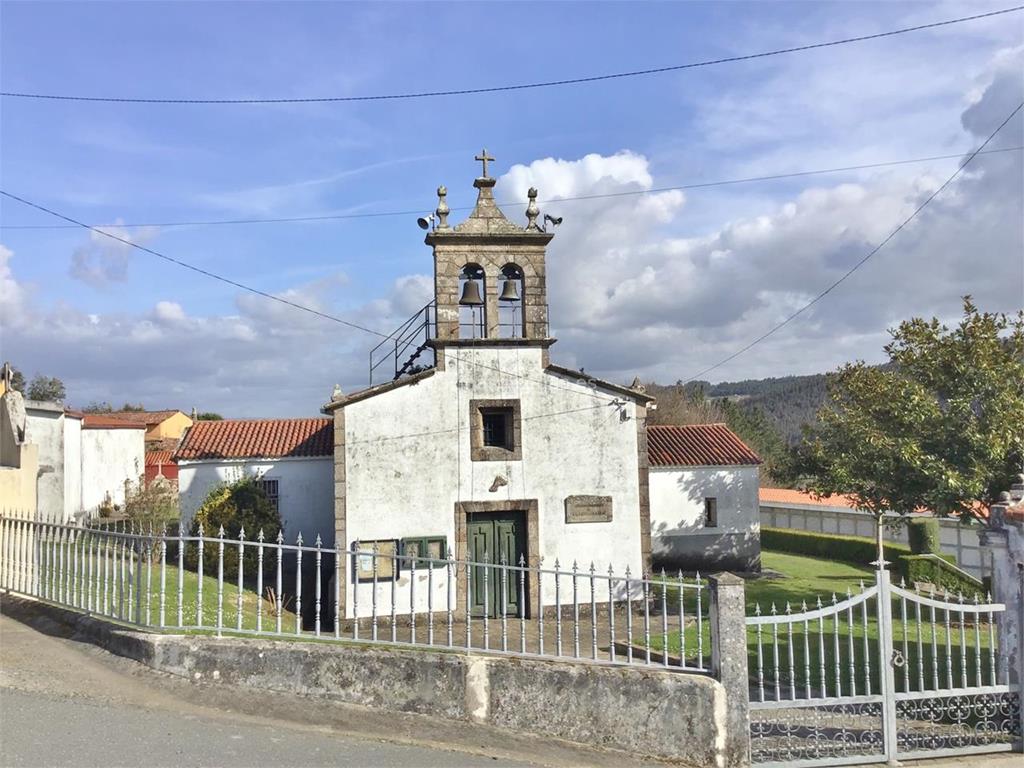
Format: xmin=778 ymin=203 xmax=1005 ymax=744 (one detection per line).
xmin=498 ymin=277 xmax=521 ymax=303
xmin=458 ymin=279 xmax=484 ymax=306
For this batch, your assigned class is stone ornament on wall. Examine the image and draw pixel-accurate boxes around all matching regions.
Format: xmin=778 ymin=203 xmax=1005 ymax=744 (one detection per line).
xmin=564 ymin=495 xmax=614 ymax=524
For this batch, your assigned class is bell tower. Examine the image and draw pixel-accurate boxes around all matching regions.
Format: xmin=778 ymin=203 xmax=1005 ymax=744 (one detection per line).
xmin=425 ymin=150 xmax=555 ymax=344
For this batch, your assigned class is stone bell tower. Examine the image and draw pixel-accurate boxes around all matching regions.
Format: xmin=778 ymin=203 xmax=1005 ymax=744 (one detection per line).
xmin=425 ymin=150 xmax=555 ymax=343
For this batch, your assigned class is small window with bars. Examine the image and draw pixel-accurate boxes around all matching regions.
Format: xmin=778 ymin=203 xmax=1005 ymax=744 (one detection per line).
xmin=256 ymin=478 xmax=280 ymax=513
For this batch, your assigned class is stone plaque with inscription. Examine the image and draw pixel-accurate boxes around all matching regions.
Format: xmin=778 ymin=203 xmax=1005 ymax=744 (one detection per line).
xmin=564 ymin=495 xmax=613 ymax=524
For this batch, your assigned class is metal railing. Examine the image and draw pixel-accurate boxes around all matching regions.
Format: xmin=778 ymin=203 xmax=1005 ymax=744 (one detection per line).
xmin=0 ymin=515 xmax=710 ymax=673
xmin=369 ymin=302 xmax=436 ymax=385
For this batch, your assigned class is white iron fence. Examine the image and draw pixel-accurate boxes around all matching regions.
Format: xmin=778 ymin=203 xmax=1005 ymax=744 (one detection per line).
xmin=0 ymin=515 xmax=711 ymax=672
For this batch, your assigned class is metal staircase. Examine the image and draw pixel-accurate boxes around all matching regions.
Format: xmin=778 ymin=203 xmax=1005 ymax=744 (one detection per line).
xmin=368 ymin=301 xmax=436 ymax=385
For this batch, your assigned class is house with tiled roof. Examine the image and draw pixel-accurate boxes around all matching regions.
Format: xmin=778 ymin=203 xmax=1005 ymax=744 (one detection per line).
xmin=647 ymin=423 xmax=762 ymax=572
xmin=174 ymin=418 xmax=334 ymax=545
xmin=87 ymin=409 xmax=192 ymax=450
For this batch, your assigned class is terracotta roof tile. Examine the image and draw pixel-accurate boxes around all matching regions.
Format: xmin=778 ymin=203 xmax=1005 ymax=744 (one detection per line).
xmin=759 ymin=487 xmax=862 ymax=509
xmin=82 ymin=414 xmax=148 ymax=430
xmin=174 ymin=418 xmax=333 ymax=460
xmin=145 ymin=450 xmax=176 ymax=467
xmin=647 ymin=424 xmax=761 ymax=467
xmin=82 ymin=410 xmax=184 ymax=427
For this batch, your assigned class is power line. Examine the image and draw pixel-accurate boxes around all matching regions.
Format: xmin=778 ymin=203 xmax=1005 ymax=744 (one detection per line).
xmin=4 ymin=146 xmax=1021 ymax=231
xmin=0 ymin=190 xmax=390 ymax=339
xmin=680 ymin=100 xmax=1024 ymax=385
xmin=0 ymin=187 xmax=630 ymax=405
xmin=3 ymin=7 xmax=1020 ymax=105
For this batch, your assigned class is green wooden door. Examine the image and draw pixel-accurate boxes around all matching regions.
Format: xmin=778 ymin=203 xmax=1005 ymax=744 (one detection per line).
xmin=467 ymin=512 xmax=525 ymax=618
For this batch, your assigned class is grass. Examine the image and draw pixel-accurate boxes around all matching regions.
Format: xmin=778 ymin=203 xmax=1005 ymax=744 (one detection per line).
xmin=36 ymin=541 xmax=297 ymax=632
xmin=644 ymin=550 xmax=999 ymax=695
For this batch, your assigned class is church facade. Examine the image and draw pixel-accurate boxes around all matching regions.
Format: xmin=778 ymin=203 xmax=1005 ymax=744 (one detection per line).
xmin=324 ymin=152 xmax=654 ymax=619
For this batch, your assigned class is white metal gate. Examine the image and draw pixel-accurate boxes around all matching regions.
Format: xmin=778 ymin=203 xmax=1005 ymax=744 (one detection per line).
xmin=746 ymin=567 xmax=1021 ymax=766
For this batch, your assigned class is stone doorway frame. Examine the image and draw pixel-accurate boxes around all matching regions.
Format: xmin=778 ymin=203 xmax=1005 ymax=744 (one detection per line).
xmin=454 ymin=499 xmax=540 ymax=619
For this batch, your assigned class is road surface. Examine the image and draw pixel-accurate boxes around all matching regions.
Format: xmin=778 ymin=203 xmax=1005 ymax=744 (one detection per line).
xmin=0 ymin=599 xmax=649 ymax=767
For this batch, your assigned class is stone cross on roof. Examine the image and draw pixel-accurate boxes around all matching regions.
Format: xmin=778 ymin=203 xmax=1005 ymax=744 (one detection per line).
xmin=475 ymin=148 xmax=495 ymax=179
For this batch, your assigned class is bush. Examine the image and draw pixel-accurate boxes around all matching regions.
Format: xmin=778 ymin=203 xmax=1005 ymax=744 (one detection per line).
xmin=902 ymin=554 xmax=983 ymax=598
xmin=184 ymin=476 xmax=282 ymax=578
xmin=761 ymin=527 xmax=912 ymax=566
xmin=907 ymin=518 xmax=941 ymax=555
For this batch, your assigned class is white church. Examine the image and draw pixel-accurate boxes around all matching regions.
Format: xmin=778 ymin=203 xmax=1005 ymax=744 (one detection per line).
xmin=323 ymin=152 xmax=656 ymax=619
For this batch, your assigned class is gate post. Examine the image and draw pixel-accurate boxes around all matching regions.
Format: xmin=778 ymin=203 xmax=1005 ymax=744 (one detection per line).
xmin=874 ymin=565 xmax=899 ymax=766
xmin=710 ymin=572 xmax=750 ymax=768
xmin=980 ymin=487 xmax=1024 ymax=690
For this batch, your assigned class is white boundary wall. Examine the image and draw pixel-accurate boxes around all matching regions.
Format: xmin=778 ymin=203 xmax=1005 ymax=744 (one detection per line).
xmin=760 ymin=501 xmax=991 ymax=579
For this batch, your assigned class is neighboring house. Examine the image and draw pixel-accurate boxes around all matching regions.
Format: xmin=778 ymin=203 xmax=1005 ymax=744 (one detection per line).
xmin=759 ymin=487 xmax=993 ymax=579
xmin=647 ymin=423 xmax=762 ymax=572
xmin=145 ymin=450 xmax=178 ymax=484
xmin=85 ymin=409 xmax=192 ymax=450
xmin=78 ymin=415 xmax=147 ymax=514
xmin=174 ymin=418 xmax=334 ymax=544
xmin=16 ymin=405 xmax=144 ymax=522
xmin=323 ymin=155 xmax=655 ymax=620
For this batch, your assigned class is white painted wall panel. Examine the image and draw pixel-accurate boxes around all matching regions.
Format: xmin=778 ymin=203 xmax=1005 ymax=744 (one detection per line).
xmin=343 ymin=346 xmax=645 ymax=616
xmin=80 ymin=429 xmax=144 ymax=514
xmin=178 ymin=458 xmax=334 ymax=547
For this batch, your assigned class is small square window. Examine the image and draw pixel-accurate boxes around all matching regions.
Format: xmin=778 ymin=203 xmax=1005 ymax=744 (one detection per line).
xmin=256 ymin=478 xmax=280 ymax=513
xmin=481 ymin=409 xmax=512 ymax=449
xmin=704 ymin=497 xmax=718 ymax=528
xmin=470 ymin=399 xmax=522 ymax=461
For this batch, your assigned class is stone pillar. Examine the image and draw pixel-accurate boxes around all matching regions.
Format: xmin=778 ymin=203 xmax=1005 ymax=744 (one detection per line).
xmin=980 ymin=492 xmax=1024 ymax=689
xmin=709 ymin=572 xmax=750 ymax=768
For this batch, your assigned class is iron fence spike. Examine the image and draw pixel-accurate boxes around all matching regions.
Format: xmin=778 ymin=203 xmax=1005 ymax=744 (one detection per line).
xmin=218 ymin=525 xmax=225 ymax=538
xmin=276 ymin=530 xmax=284 ymax=544
xmin=296 ymin=532 xmax=303 ymax=546
xmin=239 ymin=527 xmax=245 ymax=540
xmin=257 ymin=528 xmax=265 ymax=542
xmin=315 ymin=534 xmax=322 ymax=548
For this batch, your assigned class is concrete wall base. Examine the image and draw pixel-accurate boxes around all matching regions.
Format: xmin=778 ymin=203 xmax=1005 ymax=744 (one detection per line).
xmin=5 ymin=597 xmax=738 ymax=767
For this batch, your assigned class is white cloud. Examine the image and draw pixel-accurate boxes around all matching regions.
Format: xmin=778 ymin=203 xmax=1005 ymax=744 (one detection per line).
xmin=68 ymin=223 xmax=159 ymax=287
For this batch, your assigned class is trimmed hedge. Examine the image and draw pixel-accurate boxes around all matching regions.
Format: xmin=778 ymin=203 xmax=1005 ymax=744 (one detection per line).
xmin=902 ymin=554 xmax=983 ymax=598
xmin=761 ymin=527 xmax=967 ymax=587
xmin=907 ymin=518 xmax=941 ymax=555
xmin=761 ymin=527 xmax=912 ymax=566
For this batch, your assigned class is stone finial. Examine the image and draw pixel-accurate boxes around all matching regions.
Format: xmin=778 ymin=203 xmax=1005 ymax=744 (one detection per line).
xmin=630 ymin=377 xmax=647 ymax=394
xmin=435 ymin=186 xmax=450 ymax=229
xmin=331 ymin=383 xmax=344 ymax=401
xmin=525 ymin=187 xmax=540 ymax=230
xmin=190 ymin=406 xmax=198 ymax=420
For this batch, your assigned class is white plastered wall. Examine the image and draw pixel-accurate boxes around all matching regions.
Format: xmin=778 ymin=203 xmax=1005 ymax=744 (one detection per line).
xmin=342 ymin=345 xmax=645 ymax=617
xmin=80 ymin=428 xmax=144 ymax=514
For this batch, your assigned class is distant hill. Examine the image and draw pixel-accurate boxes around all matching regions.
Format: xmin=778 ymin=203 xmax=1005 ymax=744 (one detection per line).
xmin=694 ymin=373 xmax=829 ymax=444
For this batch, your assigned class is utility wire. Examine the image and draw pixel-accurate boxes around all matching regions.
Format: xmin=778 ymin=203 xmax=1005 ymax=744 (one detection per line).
xmin=4 ymin=146 xmax=1021 ymax=231
xmin=2 ymin=7 xmax=1020 ymax=104
xmin=0 ymin=190 xmax=390 ymax=339
xmin=0 ymin=187 xmax=630 ymax=404
xmin=680 ymin=101 xmax=1024 ymax=385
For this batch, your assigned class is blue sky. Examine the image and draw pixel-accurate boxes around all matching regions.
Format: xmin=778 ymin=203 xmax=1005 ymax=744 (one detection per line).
xmin=1 ymin=1 xmax=1021 ymax=416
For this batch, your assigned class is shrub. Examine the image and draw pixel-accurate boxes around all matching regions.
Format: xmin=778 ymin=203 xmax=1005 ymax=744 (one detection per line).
xmin=902 ymin=554 xmax=982 ymax=598
xmin=761 ymin=527 xmax=912 ymax=566
xmin=184 ymin=476 xmax=282 ymax=577
xmin=906 ymin=518 xmax=941 ymax=555
xmin=123 ymin=478 xmax=178 ymax=532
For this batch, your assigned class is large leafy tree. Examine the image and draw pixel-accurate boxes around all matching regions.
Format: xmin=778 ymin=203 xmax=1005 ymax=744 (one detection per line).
xmin=26 ymin=374 xmax=66 ymax=402
xmin=803 ymin=298 xmax=1023 ymax=524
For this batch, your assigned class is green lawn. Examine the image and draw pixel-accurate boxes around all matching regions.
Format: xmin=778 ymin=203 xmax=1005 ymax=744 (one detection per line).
xmin=645 ymin=550 xmax=998 ymax=695
xmin=36 ymin=541 xmax=298 ymax=633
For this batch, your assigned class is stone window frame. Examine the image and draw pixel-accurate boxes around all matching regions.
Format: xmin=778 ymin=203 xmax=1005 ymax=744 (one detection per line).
xmin=704 ymin=497 xmax=719 ymax=528
xmin=469 ymin=399 xmax=522 ymax=462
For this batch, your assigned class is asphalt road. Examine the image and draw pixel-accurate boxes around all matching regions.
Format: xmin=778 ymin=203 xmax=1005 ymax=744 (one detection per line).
xmin=0 ymin=601 xmax=652 ymax=768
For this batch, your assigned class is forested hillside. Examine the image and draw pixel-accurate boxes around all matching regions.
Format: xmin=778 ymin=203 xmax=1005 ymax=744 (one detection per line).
xmin=644 ymin=372 xmax=830 ymax=486
xmin=690 ymin=374 xmax=829 ymax=444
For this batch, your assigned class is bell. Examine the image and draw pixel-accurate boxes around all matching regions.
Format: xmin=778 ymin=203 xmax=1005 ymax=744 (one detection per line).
xmin=498 ymin=278 xmax=521 ymax=303
xmin=458 ymin=279 xmax=484 ymax=306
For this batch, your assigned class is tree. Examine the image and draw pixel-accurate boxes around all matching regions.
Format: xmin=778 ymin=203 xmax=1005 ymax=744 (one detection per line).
xmin=122 ymin=478 xmax=178 ymax=531
xmin=196 ymin=412 xmax=223 ymax=421
xmin=82 ymin=401 xmax=114 ymax=413
xmin=120 ymin=402 xmax=146 ymax=412
xmin=186 ymin=475 xmax=281 ymax=576
xmin=802 ymin=298 xmax=1024 ymax=554
xmin=26 ymin=374 xmax=66 ymax=402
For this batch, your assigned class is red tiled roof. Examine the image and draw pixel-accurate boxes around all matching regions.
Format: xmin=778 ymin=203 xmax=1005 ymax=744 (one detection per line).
xmin=83 ymin=410 xmax=183 ymax=427
xmin=760 ymin=487 xmax=862 ymax=510
xmin=145 ymin=450 xmax=176 ymax=467
xmin=647 ymin=424 xmax=761 ymax=467
xmin=82 ymin=414 xmax=148 ymax=430
xmin=174 ymin=418 xmax=333 ymax=460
